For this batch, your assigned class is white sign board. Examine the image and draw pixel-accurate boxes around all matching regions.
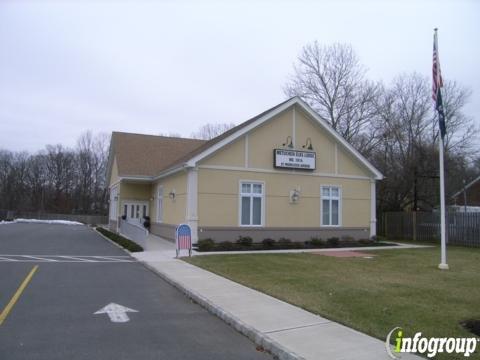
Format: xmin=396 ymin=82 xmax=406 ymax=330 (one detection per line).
xmin=274 ymin=149 xmax=316 ymax=170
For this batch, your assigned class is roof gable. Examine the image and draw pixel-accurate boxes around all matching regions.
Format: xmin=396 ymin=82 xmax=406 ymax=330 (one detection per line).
xmin=107 ymin=97 xmax=383 ymax=182
xmin=167 ymin=97 xmax=382 ymax=180
xmin=452 ymin=174 xmax=480 ymax=198
xmin=107 ymin=132 xmax=206 ymax=180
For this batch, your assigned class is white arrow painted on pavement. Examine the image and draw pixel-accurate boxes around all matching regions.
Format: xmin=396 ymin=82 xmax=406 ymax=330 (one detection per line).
xmin=94 ymin=303 xmax=138 ymax=323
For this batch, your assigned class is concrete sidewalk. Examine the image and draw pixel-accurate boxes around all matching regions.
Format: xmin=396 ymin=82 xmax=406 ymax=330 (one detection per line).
xmin=133 ymin=235 xmax=422 ymax=360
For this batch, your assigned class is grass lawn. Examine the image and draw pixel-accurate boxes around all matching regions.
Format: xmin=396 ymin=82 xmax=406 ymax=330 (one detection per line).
xmin=186 ymin=245 xmax=480 ymax=359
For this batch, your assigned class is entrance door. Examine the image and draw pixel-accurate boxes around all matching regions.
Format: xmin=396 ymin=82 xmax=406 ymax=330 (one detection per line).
xmin=122 ymin=201 xmax=149 ymax=223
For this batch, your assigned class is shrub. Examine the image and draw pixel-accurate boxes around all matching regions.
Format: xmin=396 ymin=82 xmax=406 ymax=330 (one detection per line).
xmin=326 ymin=237 xmax=339 ymax=247
xmin=197 ymin=238 xmax=215 ymax=252
xmin=277 ymin=238 xmax=292 ymax=248
xmin=358 ymin=238 xmax=373 ymax=245
xmin=262 ymin=238 xmax=276 ymax=248
xmin=292 ymin=242 xmax=304 ymax=249
xmin=96 ymin=227 xmax=143 ymax=252
xmin=341 ymin=235 xmax=355 ymax=243
xmin=217 ymin=241 xmax=235 ymax=251
xmin=237 ymin=236 xmax=253 ymax=247
xmin=310 ymin=237 xmax=324 ymax=247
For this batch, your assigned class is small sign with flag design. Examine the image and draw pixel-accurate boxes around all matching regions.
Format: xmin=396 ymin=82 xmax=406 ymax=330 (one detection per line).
xmin=175 ymin=224 xmax=192 ymax=258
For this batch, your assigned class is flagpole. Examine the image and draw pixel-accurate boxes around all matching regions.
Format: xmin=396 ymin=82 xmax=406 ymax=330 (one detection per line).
xmin=435 ymin=28 xmax=449 ymax=270
xmin=438 ymin=134 xmax=449 ymax=270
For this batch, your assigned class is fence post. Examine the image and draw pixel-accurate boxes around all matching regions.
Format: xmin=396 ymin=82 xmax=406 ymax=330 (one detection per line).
xmin=384 ymin=213 xmax=388 ymax=239
xmin=413 ymin=212 xmax=417 ymax=242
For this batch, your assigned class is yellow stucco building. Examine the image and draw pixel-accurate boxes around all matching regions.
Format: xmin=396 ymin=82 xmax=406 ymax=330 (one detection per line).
xmin=106 ymin=97 xmax=383 ymax=243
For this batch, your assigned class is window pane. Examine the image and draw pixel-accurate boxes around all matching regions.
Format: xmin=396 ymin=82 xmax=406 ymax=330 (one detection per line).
xmin=131 ymin=205 xmax=134 ymax=218
xmin=252 ymin=184 xmax=262 ymax=194
xmin=252 ymin=197 xmax=261 ymax=225
xmin=322 ymin=199 xmax=330 ymax=225
xmin=332 ymin=200 xmax=339 ymax=225
xmin=241 ymin=197 xmax=250 ymax=225
xmin=124 ymin=205 xmax=127 ymax=216
xmin=322 ymin=187 xmax=330 ymax=197
xmin=241 ymin=183 xmax=251 ymax=193
xmin=331 ymin=187 xmax=339 ymax=197
xmin=143 ymin=205 xmax=146 ymax=217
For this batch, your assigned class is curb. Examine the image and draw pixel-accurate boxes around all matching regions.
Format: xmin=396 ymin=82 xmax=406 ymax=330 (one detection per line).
xmin=138 ymin=259 xmax=306 ymax=360
xmin=90 ymin=226 xmax=134 ymax=257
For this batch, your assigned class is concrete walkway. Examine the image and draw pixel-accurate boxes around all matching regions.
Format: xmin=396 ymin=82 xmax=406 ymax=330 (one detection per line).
xmin=133 ymin=234 xmax=423 ymax=360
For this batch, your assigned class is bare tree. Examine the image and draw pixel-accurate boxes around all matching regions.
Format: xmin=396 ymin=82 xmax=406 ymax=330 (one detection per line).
xmin=158 ymin=132 xmax=182 ymax=138
xmin=191 ymin=123 xmax=235 ymax=140
xmin=372 ymin=73 xmax=477 ymax=211
xmin=284 ymin=42 xmax=380 ymax=144
xmin=0 ymin=131 xmax=110 ymax=216
xmin=435 ymin=80 xmax=477 ymax=154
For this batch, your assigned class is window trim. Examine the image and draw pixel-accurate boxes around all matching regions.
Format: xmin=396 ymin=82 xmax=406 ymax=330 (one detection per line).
xmin=238 ymin=180 xmax=265 ymax=227
xmin=156 ymin=185 xmax=164 ymax=223
xmin=320 ymin=185 xmax=342 ymax=227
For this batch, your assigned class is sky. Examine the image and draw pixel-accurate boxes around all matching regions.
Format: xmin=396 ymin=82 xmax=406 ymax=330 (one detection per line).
xmin=0 ymin=0 xmax=478 ymax=152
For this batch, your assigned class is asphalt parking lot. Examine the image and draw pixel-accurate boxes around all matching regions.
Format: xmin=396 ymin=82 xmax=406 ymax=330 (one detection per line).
xmin=0 ymin=223 xmax=271 ymax=360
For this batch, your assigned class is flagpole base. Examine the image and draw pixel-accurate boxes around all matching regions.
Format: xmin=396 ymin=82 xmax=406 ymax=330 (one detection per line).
xmin=438 ymin=263 xmax=449 ymax=270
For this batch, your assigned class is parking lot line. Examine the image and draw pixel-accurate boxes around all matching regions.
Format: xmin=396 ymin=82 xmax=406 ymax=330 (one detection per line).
xmin=0 ymin=257 xmax=18 ymax=262
xmin=23 ymin=255 xmax=57 ymax=262
xmin=0 ymin=265 xmax=38 ymax=326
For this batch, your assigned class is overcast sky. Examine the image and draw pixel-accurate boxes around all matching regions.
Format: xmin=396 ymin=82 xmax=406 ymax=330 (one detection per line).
xmin=1 ymin=0 xmax=478 ymax=152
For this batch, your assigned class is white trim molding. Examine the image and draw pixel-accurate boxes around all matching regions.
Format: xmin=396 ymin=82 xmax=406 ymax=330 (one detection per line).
xmin=244 ymin=134 xmax=249 ymax=168
xmin=109 ymin=185 xmax=120 ymax=221
xmin=292 ymin=105 xmax=296 ymax=147
xmin=186 ymin=167 xmax=199 ymax=244
xmin=238 ymin=180 xmax=266 ymax=227
xmin=199 ymin=164 xmax=372 ymax=181
xmin=370 ymin=180 xmax=377 ymax=238
xmin=320 ymin=185 xmax=342 ymax=227
xmin=334 ymin=143 xmax=338 ymax=175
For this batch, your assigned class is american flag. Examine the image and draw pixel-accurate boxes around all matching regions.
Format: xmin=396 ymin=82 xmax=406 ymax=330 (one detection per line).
xmin=432 ymin=29 xmax=446 ymax=139
xmin=176 ymin=224 xmax=192 ymax=253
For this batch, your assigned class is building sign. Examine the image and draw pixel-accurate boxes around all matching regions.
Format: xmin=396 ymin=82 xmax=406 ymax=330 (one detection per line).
xmin=273 ymin=149 xmax=316 ymax=170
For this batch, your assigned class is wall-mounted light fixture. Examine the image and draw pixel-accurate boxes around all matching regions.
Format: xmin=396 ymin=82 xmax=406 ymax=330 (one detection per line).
xmin=289 ymin=187 xmax=301 ymax=204
xmin=283 ymin=136 xmax=294 ymax=149
xmin=169 ymin=189 xmax=176 ymax=201
xmin=302 ymin=138 xmax=313 ymax=150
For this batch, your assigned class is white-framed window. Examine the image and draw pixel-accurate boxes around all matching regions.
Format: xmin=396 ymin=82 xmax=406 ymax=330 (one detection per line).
xmin=321 ymin=186 xmax=341 ymax=226
xmin=239 ymin=181 xmax=264 ymax=226
xmin=109 ymin=185 xmax=119 ymax=220
xmin=156 ymin=185 xmax=163 ymax=223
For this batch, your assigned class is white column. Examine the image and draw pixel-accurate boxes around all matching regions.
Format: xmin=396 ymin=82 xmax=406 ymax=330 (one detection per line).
xmin=370 ymin=179 xmax=377 ymax=238
xmin=186 ymin=167 xmax=199 ymax=244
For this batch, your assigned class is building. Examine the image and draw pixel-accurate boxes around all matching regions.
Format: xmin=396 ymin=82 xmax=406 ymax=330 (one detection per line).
xmin=451 ymin=175 xmax=480 ymax=209
xmin=106 ymin=97 xmax=383 ymax=243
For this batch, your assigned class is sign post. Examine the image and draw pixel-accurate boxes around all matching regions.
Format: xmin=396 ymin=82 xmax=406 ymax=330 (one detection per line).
xmin=175 ymin=224 xmax=192 ymax=258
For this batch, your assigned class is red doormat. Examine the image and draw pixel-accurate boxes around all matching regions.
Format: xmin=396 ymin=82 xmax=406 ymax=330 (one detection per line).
xmin=312 ymin=250 xmax=376 ymax=258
